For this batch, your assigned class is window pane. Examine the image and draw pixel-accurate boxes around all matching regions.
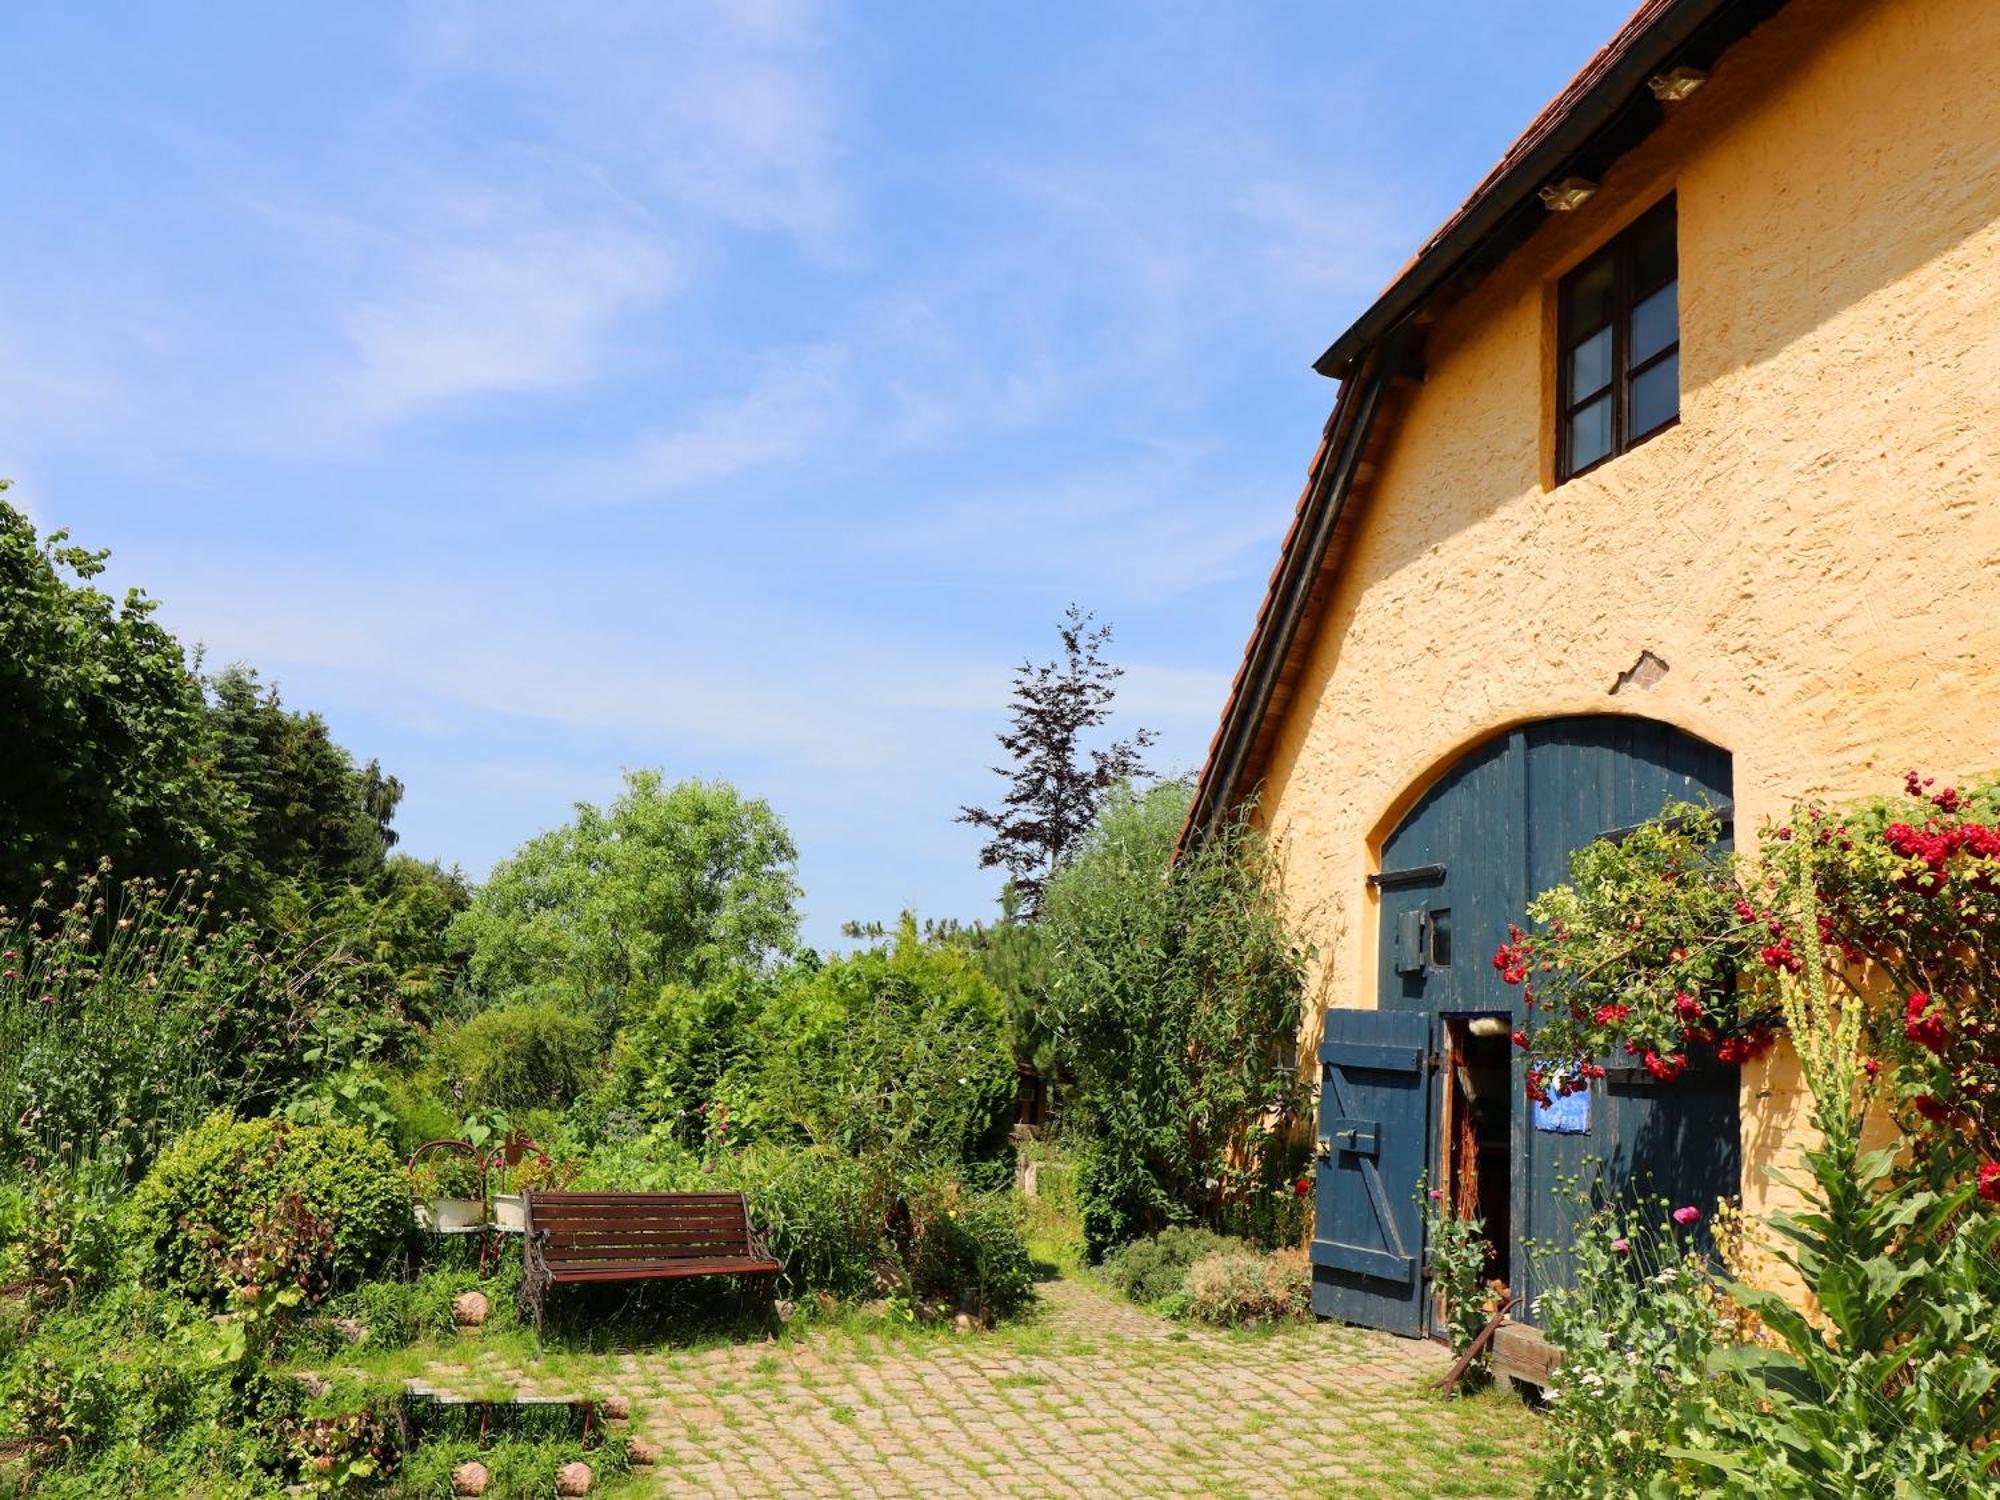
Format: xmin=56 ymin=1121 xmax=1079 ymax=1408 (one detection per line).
xmin=1428 ymin=908 xmax=1452 ymax=970
xmin=1631 ymin=281 xmax=1677 ymax=365
xmin=1569 ymin=325 xmax=1612 ymax=399
xmin=1633 ymin=206 xmax=1677 ymax=291
xmin=1568 ymin=395 xmax=1612 ymax=471
xmin=1563 ymin=252 xmax=1615 ymax=333
xmin=1631 ymin=352 xmax=1679 ymax=436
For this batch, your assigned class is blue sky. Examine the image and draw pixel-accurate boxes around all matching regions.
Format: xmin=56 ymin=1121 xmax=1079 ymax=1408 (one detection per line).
xmin=2 ymin=2 xmax=1635 ymax=947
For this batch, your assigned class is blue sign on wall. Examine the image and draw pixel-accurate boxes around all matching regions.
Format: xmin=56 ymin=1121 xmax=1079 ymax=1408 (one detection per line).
xmin=1533 ymin=1076 xmax=1591 ymax=1135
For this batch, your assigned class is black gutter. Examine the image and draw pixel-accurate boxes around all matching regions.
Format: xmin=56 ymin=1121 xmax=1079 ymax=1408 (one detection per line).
xmin=1184 ymin=344 xmax=1394 ymax=839
xmin=1313 ymin=0 xmax=1756 ymax=379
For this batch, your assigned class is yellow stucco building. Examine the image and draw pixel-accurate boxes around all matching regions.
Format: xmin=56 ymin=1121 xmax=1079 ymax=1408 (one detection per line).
xmin=1183 ymin=0 xmax=2000 ymax=1371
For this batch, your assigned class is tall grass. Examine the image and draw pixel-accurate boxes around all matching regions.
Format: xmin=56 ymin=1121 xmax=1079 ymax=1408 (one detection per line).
xmin=0 ymin=862 xmax=321 ymax=1178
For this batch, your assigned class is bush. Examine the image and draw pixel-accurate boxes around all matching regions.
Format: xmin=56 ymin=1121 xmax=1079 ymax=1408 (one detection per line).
xmin=0 ymin=870 xmax=319 ymax=1179
xmin=1531 ymin=1195 xmax=1730 ymax=1493
xmin=1039 ymin=782 xmax=1309 ymax=1255
xmin=738 ymin=923 xmax=1017 ymax=1174
xmin=131 ymin=1114 xmax=408 ymax=1302
xmin=904 ymin=1177 xmax=1035 ymax=1319
xmin=443 ymin=1003 xmax=600 ymax=1111
xmin=732 ymin=1145 xmax=892 ymax=1300
xmin=1182 ymin=1246 xmax=1310 ymax=1327
xmin=1103 ymin=1226 xmax=1239 ymax=1306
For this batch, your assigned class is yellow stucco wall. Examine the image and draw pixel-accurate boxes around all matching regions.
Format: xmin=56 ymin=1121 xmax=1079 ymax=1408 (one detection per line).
xmin=1258 ymin=0 xmax=2000 ymax=1225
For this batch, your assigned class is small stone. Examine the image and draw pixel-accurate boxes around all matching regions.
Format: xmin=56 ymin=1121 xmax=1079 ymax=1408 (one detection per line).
xmin=626 ymin=1438 xmax=660 ymax=1467
xmin=451 ymin=1460 xmax=490 ymax=1496
xmin=954 ymin=1312 xmax=975 ymax=1333
xmin=451 ymin=1290 xmax=490 ymax=1327
xmin=555 ymin=1460 xmax=594 ymax=1495
xmin=330 ymin=1317 xmax=366 ymax=1344
xmin=294 ymin=1370 xmax=331 ymax=1398
xmin=774 ymin=1297 xmax=796 ymax=1324
xmin=599 ymin=1394 xmax=630 ymax=1420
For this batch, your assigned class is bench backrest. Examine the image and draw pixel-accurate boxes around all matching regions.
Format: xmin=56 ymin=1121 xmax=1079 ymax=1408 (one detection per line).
xmin=524 ymin=1190 xmax=757 ymax=1269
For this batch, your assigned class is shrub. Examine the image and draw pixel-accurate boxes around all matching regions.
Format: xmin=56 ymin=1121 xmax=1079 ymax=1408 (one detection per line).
xmin=732 ymin=1145 xmax=891 ymax=1300
xmin=742 ymin=923 xmax=1016 ymax=1174
xmin=1668 ymin=874 xmax=2000 ymax=1495
xmin=1102 ymin=1226 xmax=1239 ymax=1306
xmin=131 ymin=1114 xmax=408 ymax=1302
xmin=443 ymin=1003 xmax=600 ymax=1111
xmin=1182 ymin=1247 xmax=1310 ymax=1327
xmin=1419 ymin=1180 xmax=1496 ymax=1385
xmin=1038 ymin=782 xmax=1309 ymax=1255
xmin=904 ymin=1177 xmax=1035 ymax=1319
xmin=1531 ymin=1194 xmax=1730 ymax=1493
xmin=0 ymin=870 xmax=319 ymax=1179
xmin=0 ymin=1172 xmax=125 ymax=1311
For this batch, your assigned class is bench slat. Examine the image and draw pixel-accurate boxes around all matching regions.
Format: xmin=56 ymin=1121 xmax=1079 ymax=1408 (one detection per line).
xmin=528 ymin=1200 xmax=748 ymax=1208
xmin=546 ymin=1244 xmax=749 ymax=1267
xmin=548 ymin=1260 xmax=779 ymax=1284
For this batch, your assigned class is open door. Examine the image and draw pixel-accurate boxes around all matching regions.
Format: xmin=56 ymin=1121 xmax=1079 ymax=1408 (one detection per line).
xmin=1311 ymin=1007 xmax=1430 ymax=1336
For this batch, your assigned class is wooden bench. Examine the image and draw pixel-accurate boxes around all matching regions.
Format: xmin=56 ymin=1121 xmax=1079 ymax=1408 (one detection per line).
xmin=520 ymin=1190 xmax=781 ymax=1339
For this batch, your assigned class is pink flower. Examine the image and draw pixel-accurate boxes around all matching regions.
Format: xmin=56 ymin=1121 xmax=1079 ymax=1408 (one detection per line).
xmin=1609 ymin=1238 xmax=1630 ymax=1254
xmin=1671 ymin=1206 xmax=1700 ymax=1226
xmin=1979 ymin=1163 xmax=1999 ymax=1205
xmin=1428 ymin=1188 xmax=1444 ymax=1202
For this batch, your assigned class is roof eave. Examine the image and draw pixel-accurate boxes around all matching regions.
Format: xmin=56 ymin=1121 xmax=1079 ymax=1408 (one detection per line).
xmin=1313 ymin=0 xmax=1760 ymax=380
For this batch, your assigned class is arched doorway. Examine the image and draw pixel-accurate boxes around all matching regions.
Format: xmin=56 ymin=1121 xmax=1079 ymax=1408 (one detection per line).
xmin=1311 ymin=716 xmax=1738 ymax=1338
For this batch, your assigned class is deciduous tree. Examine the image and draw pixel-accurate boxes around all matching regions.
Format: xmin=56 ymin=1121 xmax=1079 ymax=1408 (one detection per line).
xmin=959 ymin=606 xmax=1154 ymax=916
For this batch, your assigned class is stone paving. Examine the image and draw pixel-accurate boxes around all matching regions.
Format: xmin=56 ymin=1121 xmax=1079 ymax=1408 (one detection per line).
xmin=423 ymin=1277 xmax=1543 ymax=1498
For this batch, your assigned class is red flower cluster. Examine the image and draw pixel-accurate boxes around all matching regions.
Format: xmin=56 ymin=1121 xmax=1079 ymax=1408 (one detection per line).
xmin=1980 ymin=1163 xmax=2000 ymax=1205
xmin=1758 ymin=934 xmax=1803 ymax=974
xmin=1904 ymin=991 xmax=1950 ymax=1054
xmin=1714 ymin=1026 xmax=1777 ymax=1065
xmin=1641 ymin=1049 xmax=1687 ymax=1083
xmin=1593 ymin=1002 xmax=1630 ymax=1026
xmin=1492 ymin=925 xmax=1532 ymax=987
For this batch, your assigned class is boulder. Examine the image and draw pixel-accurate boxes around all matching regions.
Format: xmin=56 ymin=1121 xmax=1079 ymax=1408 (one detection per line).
xmin=451 ymin=1291 xmax=490 ymax=1328
xmin=627 ymin=1437 xmax=660 ymax=1467
xmin=555 ymin=1461 xmax=594 ymax=1495
xmin=599 ymin=1395 xmax=630 ymax=1420
xmin=450 ymin=1461 xmax=490 ymax=1496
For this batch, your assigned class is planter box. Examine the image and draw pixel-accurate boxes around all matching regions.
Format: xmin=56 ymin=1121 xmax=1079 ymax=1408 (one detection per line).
xmin=490 ymin=1193 xmax=526 ymax=1233
xmin=416 ymin=1197 xmax=485 ymax=1233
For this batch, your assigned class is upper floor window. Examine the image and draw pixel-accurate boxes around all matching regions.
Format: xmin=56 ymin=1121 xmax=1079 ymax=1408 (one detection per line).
xmin=1558 ymin=197 xmax=1678 ymax=481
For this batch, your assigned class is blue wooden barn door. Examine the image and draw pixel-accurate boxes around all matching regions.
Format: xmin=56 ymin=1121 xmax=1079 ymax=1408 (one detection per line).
xmin=1352 ymin=715 xmax=1736 ymax=1333
xmin=1311 ymin=1007 xmax=1430 ymax=1336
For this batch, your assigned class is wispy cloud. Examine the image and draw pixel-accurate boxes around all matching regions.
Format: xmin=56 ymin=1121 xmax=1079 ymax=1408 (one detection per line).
xmin=563 ymin=348 xmax=849 ymax=501
xmin=339 ymin=206 xmax=677 ymax=423
xmin=409 ymin=0 xmax=852 ymax=257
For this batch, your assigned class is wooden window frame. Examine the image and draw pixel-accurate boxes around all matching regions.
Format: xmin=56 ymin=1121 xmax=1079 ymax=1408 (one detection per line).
xmin=1556 ymin=197 xmax=1679 ymax=483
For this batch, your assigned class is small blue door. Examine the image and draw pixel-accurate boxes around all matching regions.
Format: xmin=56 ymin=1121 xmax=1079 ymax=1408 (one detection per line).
xmin=1311 ymin=1007 xmax=1430 ymax=1336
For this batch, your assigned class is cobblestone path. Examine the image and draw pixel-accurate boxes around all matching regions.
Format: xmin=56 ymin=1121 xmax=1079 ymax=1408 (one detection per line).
xmin=425 ymin=1276 xmax=1544 ymax=1497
